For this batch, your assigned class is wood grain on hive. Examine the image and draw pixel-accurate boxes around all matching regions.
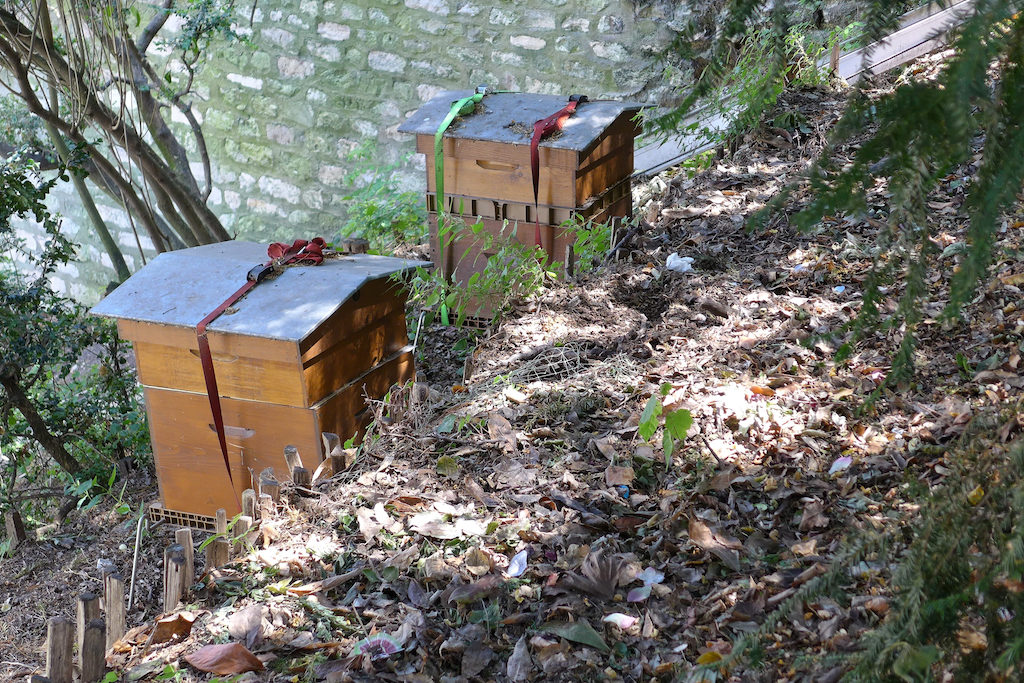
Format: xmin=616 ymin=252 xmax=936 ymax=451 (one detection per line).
xmin=91 ymin=241 xmax=428 ymax=519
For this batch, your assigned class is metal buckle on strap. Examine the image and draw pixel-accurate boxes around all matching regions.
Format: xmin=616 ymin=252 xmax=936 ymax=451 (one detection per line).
xmin=569 ymin=94 xmax=588 ymax=104
xmin=247 ymin=263 xmax=275 ymax=283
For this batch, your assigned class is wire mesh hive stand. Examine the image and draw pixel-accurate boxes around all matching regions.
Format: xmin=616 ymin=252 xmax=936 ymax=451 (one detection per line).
xmin=91 ymin=241 xmax=429 ymax=526
xmin=399 ymin=91 xmax=644 ymax=318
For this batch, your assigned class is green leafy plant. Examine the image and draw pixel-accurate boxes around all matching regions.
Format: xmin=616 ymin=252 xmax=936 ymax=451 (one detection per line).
xmin=401 ymin=216 xmax=554 ymax=326
xmin=1 ymin=156 xmax=149 ymax=519
xmin=638 ymin=383 xmax=693 ymax=466
xmin=338 ymin=141 xmax=426 ymax=251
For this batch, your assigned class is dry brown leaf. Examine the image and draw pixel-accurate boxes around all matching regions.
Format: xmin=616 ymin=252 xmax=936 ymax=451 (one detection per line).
xmin=560 ymin=551 xmax=628 ymax=600
xmin=184 ymin=642 xmax=264 ymax=675
xmin=151 ymin=611 xmax=197 ymax=644
xmin=506 ymin=635 xmax=532 ymax=681
xmin=688 ymin=516 xmax=742 ymax=571
xmin=227 ymin=605 xmax=264 ymax=650
xmin=488 ymin=412 xmax=517 ymax=452
xmin=604 ymin=465 xmax=635 ymax=487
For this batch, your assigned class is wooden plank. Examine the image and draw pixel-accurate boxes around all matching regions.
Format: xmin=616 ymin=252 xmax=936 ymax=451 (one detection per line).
xmin=5 ymin=510 xmax=26 ymax=551
xmin=298 ymin=277 xmax=406 ymax=357
xmin=302 ymin=309 xmax=410 ymax=405
xmin=314 ymin=350 xmax=416 ymax=443
xmin=103 ymin=573 xmax=126 ymax=649
xmin=417 ymin=135 xmax=578 ymax=170
xmin=117 ymin=320 xmax=300 ymax=364
xmin=423 ymin=142 xmax=578 ymax=206
xmin=174 ymin=528 xmax=195 ymax=590
xmin=75 ymin=593 xmax=99 ymax=671
xmin=163 ymin=544 xmax=185 ymax=612
xmin=577 ymin=142 xmax=634 ymax=207
xmin=133 ymin=340 xmax=306 ymax=407
xmin=144 ymin=388 xmax=320 ymax=517
xmin=81 ymin=618 xmax=105 ymax=683
xmin=44 ymin=617 xmax=72 ymax=683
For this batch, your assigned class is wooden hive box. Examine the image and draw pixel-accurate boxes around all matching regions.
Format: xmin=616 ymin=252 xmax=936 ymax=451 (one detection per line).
xmin=399 ymin=92 xmax=643 ymax=314
xmin=91 ymin=241 xmax=429 ymax=521
xmin=398 ymin=91 xmax=645 ymax=207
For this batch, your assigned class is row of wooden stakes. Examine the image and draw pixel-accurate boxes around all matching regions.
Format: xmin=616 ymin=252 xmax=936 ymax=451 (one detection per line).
xmin=28 ymin=440 xmax=333 ymax=682
xmin=28 ymin=574 xmax=126 ymax=683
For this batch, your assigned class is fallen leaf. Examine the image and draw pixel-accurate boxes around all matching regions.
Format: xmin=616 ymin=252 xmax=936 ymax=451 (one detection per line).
xmin=464 ymin=547 xmax=493 ymax=576
xmin=184 ymin=642 xmax=263 ymax=675
xmin=542 ymin=619 xmax=610 ymax=652
xmin=227 ymin=604 xmax=263 ymax=650
xmin=506 ymin=635 xmax=532 ymax=681
xmin=461 ymin=642 xmax=495 ymax=677
xmin=507 ymin=549 xmax=528 ymax=578
xmin=967 ymin=485 xmax=985 ymax=506
xmin=407 ymin=579 xmax=429 ymax=608
xmin=436 ymin=455 xmax=460 ymax=478
xmin=448 ymin=575 xmax=504 ymax=604
xmin=602 ymin=613 xmax=638 ymax=629
xmin=409 ymin=511 xmax=460 ymax=540
xmin=151 ymin=611 xmax=197 ymax=644
xmin=688 ymin=516 xmax=742 ymax=571
xmin=356 ymin=507 xmax=382 ymax=543
xmin=751 ymin=385 xmax=775 ymax=397
xmin=828 ymin=456 xmax=853 ymax=476
xmin=627 ymin=585 xmax=652 ymax=603
xmin=604 ymin=465 xmax=635 ymax=487
xmin=488 ymin=412 xmax=517 ymax=452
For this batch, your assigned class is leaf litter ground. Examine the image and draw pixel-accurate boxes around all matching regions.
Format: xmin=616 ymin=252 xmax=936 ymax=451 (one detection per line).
xmin=3 ymin=51 xmax=1024 ymax=681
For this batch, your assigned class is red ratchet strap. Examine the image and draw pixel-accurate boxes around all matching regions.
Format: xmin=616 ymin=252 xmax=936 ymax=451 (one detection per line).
xmin=196 ymin=238 xmax=325 ymax=511
xmin=530 ymin=94 xmax=588 ymax=250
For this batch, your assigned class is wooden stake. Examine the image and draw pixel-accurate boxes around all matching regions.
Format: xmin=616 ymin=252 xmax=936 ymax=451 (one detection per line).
xmin=241 ymin=488 xmax=257 ymax=518
xmin=258 ymin=493 xmax=275 ymax=518
xmin=215 ymin=508 xmax=228 ymax=535
xmin=75 ymin=593 xmax=99 ymax=669
xmin=205 ymin=538 xmax=230 ymax=569
xmin=292 ymin=466 xmax=311 ymax=488
xmin=283 ymin=445 xmax=302 ymax=474
xmin=44 ymin=616 xmax=73 ymax=683
xmin=323 ymin=432 xmax=345 ymax=477
xmin=5 ymin=510 xmax=26 ymax=551
xmin=259 ymin=474 xmax=281 ymax=503
xmin=80 ymin=618 xmax=105 ymax=682
xmin=234 ymin=515 xmax=252 ymax=545
xmin=103 ymin=572 xmax=126 ymax=649
xmin=174 ymin=528 xmax=195 ymax=590
xmin=163 ymin=544 xmax=185 ymax=612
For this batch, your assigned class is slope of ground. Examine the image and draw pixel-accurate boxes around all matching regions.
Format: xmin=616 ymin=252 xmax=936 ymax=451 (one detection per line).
xmin=3 ymin=50 xmax=1023 ymax=681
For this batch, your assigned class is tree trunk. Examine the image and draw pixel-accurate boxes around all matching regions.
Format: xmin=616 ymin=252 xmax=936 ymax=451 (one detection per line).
xmin=0 ymin=372 xmax=83 ymax=476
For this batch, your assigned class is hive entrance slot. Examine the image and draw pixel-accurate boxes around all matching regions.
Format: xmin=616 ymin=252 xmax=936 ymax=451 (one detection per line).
xmin=476 ymin=160 xmax=518 ymax=171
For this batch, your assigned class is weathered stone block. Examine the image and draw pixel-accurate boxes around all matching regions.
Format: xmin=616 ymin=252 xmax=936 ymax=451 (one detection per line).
xmin=279 ymin=56 xmax=315 ymax=78
xmin=405 ymin=0 xmax=449 ymax=15
xmin=317 ymin=22 xmax=351 ymax=41
xmin=511 ymin=35 xmax=546 ymax=50
xmin=368 ymin=51 xmax=406 ymax=73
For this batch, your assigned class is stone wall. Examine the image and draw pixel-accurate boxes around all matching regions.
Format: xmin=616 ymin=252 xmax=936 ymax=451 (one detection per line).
xmin=14 ymin=0 xmax=708 ymax=301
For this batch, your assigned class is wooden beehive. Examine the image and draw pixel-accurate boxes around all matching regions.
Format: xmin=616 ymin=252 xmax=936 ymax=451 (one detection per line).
xmin=91 ymin=241 xmax=428 ymax=520
xmin=398 ymin=92 xmax=644 ymax=307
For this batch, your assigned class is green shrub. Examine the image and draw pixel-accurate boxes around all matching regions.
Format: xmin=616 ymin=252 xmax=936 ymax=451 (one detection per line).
xmin=337 ymin=141 xmax=426 ymax=251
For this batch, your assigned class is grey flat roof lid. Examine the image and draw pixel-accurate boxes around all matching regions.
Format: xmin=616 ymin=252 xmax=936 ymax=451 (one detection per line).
xmin=90 ymin=241 xmax=429 ymax=342
xmin=398 ymin=91 xmax=646 ymax=155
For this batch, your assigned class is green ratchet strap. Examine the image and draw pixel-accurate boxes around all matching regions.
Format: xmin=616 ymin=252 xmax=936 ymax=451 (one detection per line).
xmin=434 ymin=85 xmax=487 ymax=324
